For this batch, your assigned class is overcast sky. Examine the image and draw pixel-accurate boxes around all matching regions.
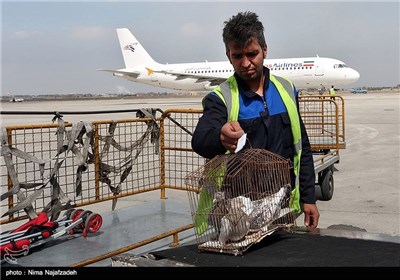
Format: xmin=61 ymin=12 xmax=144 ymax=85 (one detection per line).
xmin=1 ymin=0 xmax=399 ymax=95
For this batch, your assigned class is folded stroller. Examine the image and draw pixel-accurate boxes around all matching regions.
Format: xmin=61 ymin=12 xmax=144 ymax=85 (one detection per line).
xmin=0 ymin=209 xmax=102 ymax=263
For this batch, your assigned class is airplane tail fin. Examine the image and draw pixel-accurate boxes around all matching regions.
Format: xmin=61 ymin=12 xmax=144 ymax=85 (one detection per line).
xmin=116 ymin=28 xmax=158 ymax=68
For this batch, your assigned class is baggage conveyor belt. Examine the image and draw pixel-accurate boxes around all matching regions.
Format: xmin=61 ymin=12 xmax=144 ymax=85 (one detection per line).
xmin=2 ymin=195 xmax=398 ymax=267
xmin=113 ymin=228 xmax=400 ymax=267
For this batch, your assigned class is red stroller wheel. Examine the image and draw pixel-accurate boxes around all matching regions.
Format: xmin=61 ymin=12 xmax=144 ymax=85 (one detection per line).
xmin=84 ymin=213 xmax=103 ymax=233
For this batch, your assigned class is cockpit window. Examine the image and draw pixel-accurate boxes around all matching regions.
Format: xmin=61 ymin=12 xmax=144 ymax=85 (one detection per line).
xmin=334 ymin=64 xmax=349 ymax=68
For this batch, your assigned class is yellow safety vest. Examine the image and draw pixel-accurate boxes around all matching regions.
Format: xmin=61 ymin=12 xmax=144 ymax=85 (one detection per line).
xmin=194 ymin=74 xmax=303 ymax=235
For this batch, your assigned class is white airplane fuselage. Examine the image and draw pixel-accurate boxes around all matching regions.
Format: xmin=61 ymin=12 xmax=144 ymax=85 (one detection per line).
xmin=102 ymin=28 xmax=360 ymax=92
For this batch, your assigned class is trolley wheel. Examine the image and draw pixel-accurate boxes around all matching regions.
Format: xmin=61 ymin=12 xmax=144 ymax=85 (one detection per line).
xmin=84 ymin=213 xmax=103 ymax=233
xmin=320 ymin=169 xmax=334 ymax=201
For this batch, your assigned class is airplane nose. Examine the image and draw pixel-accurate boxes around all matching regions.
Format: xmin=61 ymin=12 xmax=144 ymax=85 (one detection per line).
xmin=349 ymin=69 xmax=360 ymax=82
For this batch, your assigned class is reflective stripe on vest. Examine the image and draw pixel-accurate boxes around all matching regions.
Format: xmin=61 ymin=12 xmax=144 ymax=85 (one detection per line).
xmin=213 ymin=75 xmax=240 ymax=122
xmin=213 ymin=74 xmax=302 ymax=213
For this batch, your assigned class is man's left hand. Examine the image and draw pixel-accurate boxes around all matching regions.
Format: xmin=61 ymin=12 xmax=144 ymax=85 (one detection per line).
xmin=303 ymin=203 xmax=319 ymax=230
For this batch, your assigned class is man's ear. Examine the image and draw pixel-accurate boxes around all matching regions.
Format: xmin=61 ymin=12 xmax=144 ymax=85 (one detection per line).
xmin=263 ymin=46 xmax=267 ymax=59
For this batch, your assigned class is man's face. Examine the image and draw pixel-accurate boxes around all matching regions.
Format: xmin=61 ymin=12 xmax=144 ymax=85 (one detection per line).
xmin=226 ymin=36 xmax=267 ymax=82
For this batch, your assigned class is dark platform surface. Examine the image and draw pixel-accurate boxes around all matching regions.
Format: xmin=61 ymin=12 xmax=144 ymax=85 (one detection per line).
xmin=152 ymin=230 xmax=400 ymax=267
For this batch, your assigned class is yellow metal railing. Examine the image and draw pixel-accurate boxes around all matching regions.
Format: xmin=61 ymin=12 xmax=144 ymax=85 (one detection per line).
xmin=1 ymin=97 xmax=343 ymax=224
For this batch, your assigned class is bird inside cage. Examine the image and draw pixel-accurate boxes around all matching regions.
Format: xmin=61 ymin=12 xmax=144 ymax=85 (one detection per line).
xmin=187 ymin=149 xmax=295 ymax=254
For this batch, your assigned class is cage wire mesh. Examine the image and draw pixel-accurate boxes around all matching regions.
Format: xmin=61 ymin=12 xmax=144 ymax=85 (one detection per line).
xmin=185 ymin=149 xmax=296 ymax=255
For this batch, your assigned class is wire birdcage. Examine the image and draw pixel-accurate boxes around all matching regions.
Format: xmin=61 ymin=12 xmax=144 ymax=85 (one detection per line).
xmin=185 ymin=149 xmax=296 ymax=255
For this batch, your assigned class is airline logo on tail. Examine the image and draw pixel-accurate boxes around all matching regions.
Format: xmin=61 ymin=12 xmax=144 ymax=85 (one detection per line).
xmin=123 ymin=43 xmax=138 ymax=53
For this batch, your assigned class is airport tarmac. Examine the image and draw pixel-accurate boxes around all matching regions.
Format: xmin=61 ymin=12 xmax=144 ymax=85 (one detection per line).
xmin=1 ymin=91 xmax=399 ymax=237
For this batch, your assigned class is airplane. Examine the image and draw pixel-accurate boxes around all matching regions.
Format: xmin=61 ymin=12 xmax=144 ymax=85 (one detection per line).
xmin=9 ymin=97 xmax=24 ymax=102
xmin=99 ymin=28 xmax=360 ymax=92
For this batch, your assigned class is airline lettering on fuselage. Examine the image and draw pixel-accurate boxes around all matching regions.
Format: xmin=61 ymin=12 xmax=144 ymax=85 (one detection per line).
xmin=124 ymin=43 xmax=138 ymax=53
xmin=266 ymin=61 xmax=315 ymax=68
xmin=186 ymin=67 xmax=212 ymax=72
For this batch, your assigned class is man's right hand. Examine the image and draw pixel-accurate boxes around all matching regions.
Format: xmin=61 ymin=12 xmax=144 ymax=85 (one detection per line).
xmin=220 ymin=121 xmax=244 ymax=153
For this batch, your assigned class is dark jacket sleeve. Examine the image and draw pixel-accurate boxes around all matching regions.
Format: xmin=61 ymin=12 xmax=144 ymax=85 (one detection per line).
xmin=296 ymin=93 xmax=316 ymax=204
xmin=191 ymin=93 xmax=228 ymax=159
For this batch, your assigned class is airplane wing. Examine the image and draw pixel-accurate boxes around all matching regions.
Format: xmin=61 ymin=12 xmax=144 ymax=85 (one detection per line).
xmin=97 ymin=69 xmax=141 ymax=79
xmin=150 ymin=69 xmax=226 ymax=86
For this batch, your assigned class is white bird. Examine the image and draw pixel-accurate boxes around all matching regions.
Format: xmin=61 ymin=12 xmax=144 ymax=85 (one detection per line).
xmin=249 ymin=185 xmax=291 ymax=229
xmin=218 ymin=196 xmax=252 ymax=244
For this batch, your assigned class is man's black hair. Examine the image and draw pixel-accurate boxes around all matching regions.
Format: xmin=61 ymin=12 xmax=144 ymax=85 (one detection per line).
xmin=222 ymin=11 xmax=266 ymax=51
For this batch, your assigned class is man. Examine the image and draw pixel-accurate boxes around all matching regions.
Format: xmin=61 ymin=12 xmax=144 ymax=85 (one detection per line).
xmin=329 ymin=85 xmax=336 ymax=100
xmin=192 ymin=11 xmax=319 ymax=229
